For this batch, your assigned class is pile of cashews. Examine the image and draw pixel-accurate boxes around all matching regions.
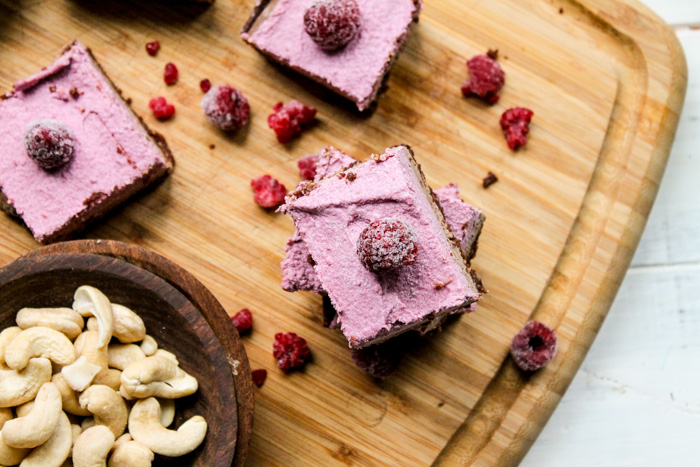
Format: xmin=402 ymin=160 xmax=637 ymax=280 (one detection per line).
xmin=0 ymin=285 xmax=207 ymax=467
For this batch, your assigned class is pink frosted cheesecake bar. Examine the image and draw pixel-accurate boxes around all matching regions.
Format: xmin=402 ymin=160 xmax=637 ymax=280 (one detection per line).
xmin=0 ymin=41 xmax=173 ymax=243
xmin=241 ymin=0 xmax=422 ymax=111
xmin=434 ymin=183 xmax=485 ymax=265
xmin=283 ymin=145 xmax=480 ymax=348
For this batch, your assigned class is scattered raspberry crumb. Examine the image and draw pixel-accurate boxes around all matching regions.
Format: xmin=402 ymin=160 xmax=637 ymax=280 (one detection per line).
xmin=461 ymin=54 xmax=505 ymax=105
xmin=357 ymin=218 xmax=418 ymax=274
xmin=145 ymin=41 xmax=160 ymax=56
xmin=200 ymin=78 xmax=211 ymax=93
xmin=23 ymin=119 xmax=75 ymax=170
xmin=351 ymin=342 xmax=401 ymax=378
xmin=148 ymin=97 xmax=176 ymax=120
xmin=510 ymin=321 xmax=557 ymax=371
xmin=268 ymin=100 xmax=317 ymax=144
xmin=304 ymin=0 xmax=362 ymax=51
xmin=273 ymin=333 xmax=311 ymax=372
xmin=482 ymin=171 xmax=498 ymax=189
xmin=164 ymin=62 xmax=178 ymax=85
xmin=231 ymin=309 xmax=253 ymax=334
xmin=251 ymin=175 xmax=287 ymax=209
xmin=500 ymin=107 xmax=534 ymax=150
xmin=201 ymin=84 xmax=250 ymax=132
xmin=251 ymin=369 xmax=267 ymax=388
xmin=298 ymin=153 xmax=320 ymax=180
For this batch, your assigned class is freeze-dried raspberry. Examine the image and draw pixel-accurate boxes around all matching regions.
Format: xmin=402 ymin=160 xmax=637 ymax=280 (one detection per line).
xmin=268 ymin=100 xmax=317 ymax=144
xmin=304 ymin=0 xmax=361 ymax=51
xmin=251 ymin=369 xmax=267 ymax=388
xmin=145 ymin=41 xmax=160 ymax=56
xmin=251 ymin=175 xmax=287 ymax=209
xmin=500 ymin=107 xmax=534 ymax=150
xmin=148 ymin=96 xmax=176 ymax=120
xmin=201 ymin=84 xmax=250 ymax=132
xmin=461 ymin=54 xmax=505 ymax=105
xmin=231 ymin=309 xmax=253 ymax=334
xmin=298 ymin=153 xmax=320 ymax=180
xmin=23 ymin=120 xmax=75 ymax=170
xmin=357 ymin=218 xmax=418 ymax=274
xmin=164 ymin=62 xmax=178 ymax=85
xmin=350 ymin=342 xmax=401 ymax=378
xmin=273 ymin=333 xmax=311 ymax=372
xmin=200 ymin=78 xmax=211 ymax=93
xmin=510 ymin=321 xmax=557 ymax=371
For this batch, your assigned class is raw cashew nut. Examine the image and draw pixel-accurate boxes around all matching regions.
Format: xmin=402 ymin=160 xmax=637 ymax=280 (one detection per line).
xmin=108 ymin=344 xmax=146 ymax=371
xmin=0 ymin=408 xmax=11 ymax=427
xmin=3 ymin=382 xmax=62 ymax=448
xmin=0 ymin=326 xmax=22 ymax=366
xmin=72 ymin=286 xmax=114 ymax=349
xmin=74 ymin=331 xmax=109 ymax=371
xmin=52 ymin=373 xmax=90 ymax=417
xmin=5 ymin=327 xmax=76 ymax=370
xmin=71 ymin=424 xmax=82 ymax=454
xmin=111 ymin=305 xmax=146 ymax=344
xmin=62 ymin=356 xmax=102 ymax=392
xmin=108 ymin=440 xmax=154 ymax=467
xmin=120 ymin=356 xmax=197 ymax=399
xmin=20 ymin=411 xmax=72 ymax=467
xmin=16 ymin=308 xmax=84 ymax=341
xmin=114 ymin=433 xmax=132 ymax=449
xmin=0 ymin=357 xmax=52 ymax=407
xmin=72 ymin=425 xmax=114 ymax=467
xmin=157 ymin=398 xmax=175 ymax=427
xmin=79 ymin=385 xmax=128 ymax=438
xmin=0 ymin=429 xmax=29 ymax=466
xmin=87 ymin=318 xmax=98 ymax=332
xmin=128 ymin=398 xmax=207 ymax=457
xmin=139 ymin=336 xmax=157 ymax=357
xmin=92 ymin=369 xmax=122 ymax=391
xmin=15 ymin=400 xmax=34 ymax=417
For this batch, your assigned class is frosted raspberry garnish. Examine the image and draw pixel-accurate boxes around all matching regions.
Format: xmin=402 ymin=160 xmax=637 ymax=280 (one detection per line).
xmin=357 ymin=218 xmax=418 ymax=274
xmin=304 ymin=0 xmax=362 ymax=51
xmin=268 ymin=100 xmax=317 ymax=144
xmin=273 ymin=332 xmax=311 ymax=372
xmin=148 ymin=97 xmax=176 ymax=120
xmin=231 ymin=309 xmax=253 ymax=334
xmin=199 ymin=78 xmax=211 ymax=93
xmin=510 ymin=321 xmax=557 ymax=371
xmin=145 ymin=41 xmax=160 ymax=56
xmin=164 ymin=62 xmax=178 ymax=85
xmin=24 ymin=120 xmax=75 ymax=170
xmin=201 ymin=84 xmax=250 ymax=132
xmin=251 ymin=175 xmax=287 ymax=209
xmin=500 ymin=107 xmax=534 ymax=150
xmin=251 ymin=369 xmax=267 ymax=388
xmin=461 ymin=54 xmax=505 ymax=105
xmin=298 ymin=153 xmax=320 ymax=180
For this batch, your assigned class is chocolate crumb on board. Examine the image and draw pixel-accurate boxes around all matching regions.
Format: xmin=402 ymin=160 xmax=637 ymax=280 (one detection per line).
xmin=483 ymin=171 xmax=499 ymax=189
xmin=209 ymin=144 xmax=216 ymax=149
xmin=487 ymin=49 xmax=499 ymax=60
xmin=559 ymin=7 xmax=564 ymax=14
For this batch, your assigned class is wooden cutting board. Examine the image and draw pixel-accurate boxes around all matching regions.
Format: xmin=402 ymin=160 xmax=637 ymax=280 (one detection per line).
xmin=0 ymin=0 xmax=686 ymax=465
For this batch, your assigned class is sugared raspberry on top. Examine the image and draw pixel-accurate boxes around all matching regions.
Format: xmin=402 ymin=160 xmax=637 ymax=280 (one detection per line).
xmin=251 ymin=175 xmax=287 ymax=209
xmin=357 ymin=218 xmax=418 ymax=274
xmin=510 ymin=321 xmax=557 ymax=371
xmin=304 ymin=0 xmax=362 ymax=51
xmin=273 ymin=332 xmax=311 ymax=372
xmin=500 ymin=107 xmax=534 ymax=150
xmin=268 ymin=100 xmax=317 ymax=144
xmin=350 ymin=341 xmax=402 ymax=378
xmin=297 ymin=153 xmax=320 ymax=180
xmin=461 ymin=54 xmax=505 ymax=105
xmin=201 ymin=84 xmax=250 ymax=132
xmin=145 ymin=41 xmax=160 ymax=56
xmin=23 ymin=120 xmax=75 ymax=170
xmin=231 ymin=308 xmax=253 ymax=334
xmin=164 ymin=62 xmax=178 ymax=85
xmin=149 ymin=96 xmax=176 ymax=120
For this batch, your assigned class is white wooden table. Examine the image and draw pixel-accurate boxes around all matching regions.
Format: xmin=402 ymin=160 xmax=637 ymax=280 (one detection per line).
xmin=522 ymin=1 xmax=700 ymax=465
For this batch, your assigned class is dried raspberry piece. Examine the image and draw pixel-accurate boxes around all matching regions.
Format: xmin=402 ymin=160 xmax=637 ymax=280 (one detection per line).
xmin=200 ymin=78 xmax=211 ymax=93
xmin=510 ymin=321 xmax=557 ymax=371
xmin=482 ymin=171 xmax=498 ymax=189
xmin=350 ymin=342 xmax=401 ymax=378
xmin=267 ymin=100 xmax=317 ymax=144
xmin=148 ymin=97 xmax=176 ymax=120
xmin=500 ymin=107 xmax=534 ymax=150
xmin=251 ymin=175 xmax=287 ymax=209
xmin=461 ymin=54 xmax=505 ymax=105
xmin=357 ymin=218 xmax=418 ymax=274
xmin=304 ymin=0 xmax=361 ymax=51
xmin=23 ymin=120 xmax=75 ymax=170
xmin=164 ymin=62 xmax=178 ymax=85
xmin=251 ymin=369 xmax=267 ymax=388
xmin=231 ymin=309 xmax=253 ymax=334
xmin=297 ymin=153 xmax=320 ymax=180
xmin=201 ymin=84 xmax=250 ymax=132
xmin=145 ymin=41 xmax=160 ymax=56
xmin=273 ymin=332 xmax=311 ymax=372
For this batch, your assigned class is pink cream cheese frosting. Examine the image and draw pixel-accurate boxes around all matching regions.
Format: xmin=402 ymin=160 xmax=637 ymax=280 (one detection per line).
xmin=0 ymin=41 xmax=170 ymax=242
xmin=283 ymin=146 xmax=479 ymax=347
xmin=434 ymin=183 xmax=485 ymax=263
xmin=243 ymin=0 xmax=420 ymax=110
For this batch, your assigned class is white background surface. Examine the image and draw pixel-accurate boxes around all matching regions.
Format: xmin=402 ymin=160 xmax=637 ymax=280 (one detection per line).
xmin=522 ymin=1 xmax=700 ymax=466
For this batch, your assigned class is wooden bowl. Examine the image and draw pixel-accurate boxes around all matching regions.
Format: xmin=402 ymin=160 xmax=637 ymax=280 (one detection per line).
xmin=0 ymin=240 xmax=254 ymax=467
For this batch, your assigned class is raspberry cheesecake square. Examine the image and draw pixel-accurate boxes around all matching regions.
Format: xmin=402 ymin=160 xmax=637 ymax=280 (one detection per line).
xmin=241 ymin=0 xmax=422 ymax=111
xmin=282 ymin=145 xmax=480 ymax=348
xmin=0 ymin=40 xmax=173 ymax=244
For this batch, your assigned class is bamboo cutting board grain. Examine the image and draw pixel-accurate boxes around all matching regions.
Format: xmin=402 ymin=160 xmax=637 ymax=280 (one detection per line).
xmin=0 ymin=0 xmax=686 ymax=465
